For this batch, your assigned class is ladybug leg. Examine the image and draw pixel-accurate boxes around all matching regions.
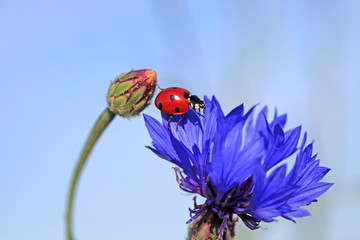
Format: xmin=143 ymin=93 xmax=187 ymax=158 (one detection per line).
xmin=167 ymin=114 xmax=173 ymax=130
xmin=157 ymin=85 xmax=164 ymax=91
xmin=176 ymin=114 xmax=184 ymax=131
xmin=192 ymin=105 xmax=205 ymax=118
xmin=194 ymin=109 xmax=205 ymax=118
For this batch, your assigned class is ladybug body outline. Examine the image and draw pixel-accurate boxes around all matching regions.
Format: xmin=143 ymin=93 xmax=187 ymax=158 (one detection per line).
xmin=155 ymin=87 xmax=206 ymax=130
xmin=155 ymin=87 xmax=191 ymax=115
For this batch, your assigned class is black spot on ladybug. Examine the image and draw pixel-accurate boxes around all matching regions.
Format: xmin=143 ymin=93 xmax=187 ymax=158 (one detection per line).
xmin=183 ymin=92 xmax=190 ymax=99
xmin=175 ymin=107 xmax=180 ymax=112
xmin=170 ymin=95 xmax=175 ymax=101
xmin=158 ymin=103 xmax=163 ymax=109
xmin=172 ymin=87 xmax=178 ymax=89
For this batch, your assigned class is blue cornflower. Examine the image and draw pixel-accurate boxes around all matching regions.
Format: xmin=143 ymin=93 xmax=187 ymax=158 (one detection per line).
xmin=144 ymin=96 xmax=332 ymax=237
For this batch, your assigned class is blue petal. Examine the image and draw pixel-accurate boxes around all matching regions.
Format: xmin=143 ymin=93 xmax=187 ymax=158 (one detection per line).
xmin=264 ymin=126 xmax=301 ymax=171
xmin=288 ymin=182 xmax=333 ymax=206
xmin=169 ymin=134 xmax=198 ymax=182
xmin=261 ymin=165 xmax=287 ymax=201
xmin=143 ymin=114 xmax=180 ymax=165
xmin=165 ymin=109 xmax=203 ymax=153
xmin=283 ymin=208 xmax=311 ymax=220
xmin=226 ymin=138 xmax=264 ymax=186
xmin=313 ymin=167 xmax=331 ymax=183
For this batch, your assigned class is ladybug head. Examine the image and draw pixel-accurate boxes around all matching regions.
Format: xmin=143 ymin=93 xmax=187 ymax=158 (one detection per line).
xmin=189 ymin=95 xmax=206 ymax=111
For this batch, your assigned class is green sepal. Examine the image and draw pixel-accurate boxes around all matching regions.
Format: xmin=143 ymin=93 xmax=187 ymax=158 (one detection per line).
xmin=124 ymin=86 xmax=146 ymax=107
xmin=113 ymin=81 xmax=133 ymax=97
xmin=112 ymin=95 xmax=127 ymax=109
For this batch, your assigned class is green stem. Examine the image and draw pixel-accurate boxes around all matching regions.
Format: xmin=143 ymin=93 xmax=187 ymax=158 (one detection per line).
xmin=66 ymin=108 xmax=115 ymax=240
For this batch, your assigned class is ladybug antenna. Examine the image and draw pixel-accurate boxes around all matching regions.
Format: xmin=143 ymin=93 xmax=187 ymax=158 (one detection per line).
xmin=157 ymin=85 xmax=164 ymax=91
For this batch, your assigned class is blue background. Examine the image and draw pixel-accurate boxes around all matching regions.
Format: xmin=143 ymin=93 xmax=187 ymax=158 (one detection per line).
xmin=0 ymin=1 xmax=358 ymax=239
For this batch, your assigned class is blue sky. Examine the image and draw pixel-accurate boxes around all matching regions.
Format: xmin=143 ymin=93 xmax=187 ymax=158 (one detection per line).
xmin=1 ymin=1 xmax=359 ymax=239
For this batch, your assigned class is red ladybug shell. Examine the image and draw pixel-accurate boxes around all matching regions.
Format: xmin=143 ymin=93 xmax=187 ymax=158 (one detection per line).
xmin=155 ymin=87 xmax=191 ymax=115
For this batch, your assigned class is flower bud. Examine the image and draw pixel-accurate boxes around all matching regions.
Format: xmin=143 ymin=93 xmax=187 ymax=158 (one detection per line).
xmin=107 ymin=69 xmax=157 ymax=117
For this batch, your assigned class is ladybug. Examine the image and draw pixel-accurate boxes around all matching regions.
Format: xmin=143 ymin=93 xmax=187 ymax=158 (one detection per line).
xmin=155 ymin=87 xmax=206 ymax=130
